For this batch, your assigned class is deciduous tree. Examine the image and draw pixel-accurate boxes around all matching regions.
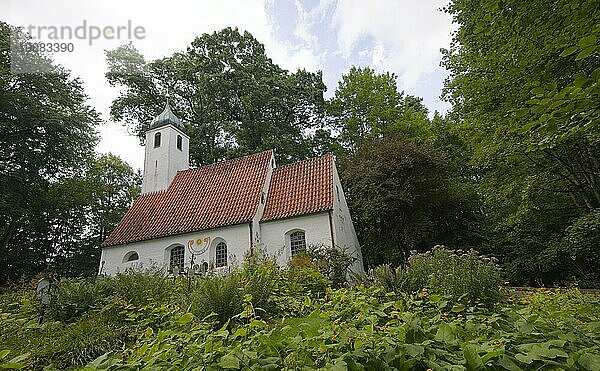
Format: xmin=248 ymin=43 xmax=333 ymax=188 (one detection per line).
xmin=106 ymin=28 xmax=328 ymax=165
xmin=441 ymin=0 xmax=600 ymax=285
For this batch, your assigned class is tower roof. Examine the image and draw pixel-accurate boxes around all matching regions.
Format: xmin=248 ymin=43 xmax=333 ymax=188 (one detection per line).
xmin=149 ymin=102 xmax=184 ymax=130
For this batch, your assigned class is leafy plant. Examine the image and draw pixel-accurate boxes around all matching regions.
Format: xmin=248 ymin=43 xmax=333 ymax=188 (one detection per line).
xmin=46 ymin=278 xmax=107 ymax=322
xmin=2 ymin=276 xmax=600 ymax=370
xmin=104 ymin=268 xmax=173 ymax=307
xmin=239 ymin=259 xmax=279 ymax=316
xmin=81 ymin=287 xmax=600 ymax=370
xmin=187 ymin=273 xmax=242 ymax=328
xmin=368 ymin=245 xmax=502 ymax=305
xmin=307 ymin=244 xmax=356 ymax=287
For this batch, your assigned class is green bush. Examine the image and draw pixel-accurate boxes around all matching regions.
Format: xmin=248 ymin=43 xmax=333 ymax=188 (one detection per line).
xmin=240 ymin=259 xmax=279 ymax=316
xmin=423 ymin=247 xmax=502 ymax=305
xmin=188 ymin=273 xmax=242 ymax=327
xmin=44 ymin=270 xmax=174 ymax=322
xmin=289 ymin=268 xmax=331 ymax=295
xmin=370 ymin=245 xmax=502 ymax=305
xmin=287 ymin=255 xmax=331 ymax=296
xmin=0 ymin=288 xmax=130 ymax=370
xmin=33 ymin=311 xmax=129 ymax=369
xmin=307 ymin=244 xmax=356 ymax=287
xmin=562 ymin=209 xmax=600 ymax=287
xmin=105 ymin=269 xmax=173 ymax=306
xmin=46 ymin=278 xmax=107 ymax=322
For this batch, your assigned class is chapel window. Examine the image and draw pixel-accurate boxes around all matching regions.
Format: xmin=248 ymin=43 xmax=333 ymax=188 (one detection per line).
xmin=123 ymin=251 xmax=139 ymax=263
xmin=177 ymin=135 xmax=182 ymax=151
xmin=169 ymin=245 xmax=184 ymax=272
xmin=215 ymin=242 xmax=228 ymax=268
xmin=154 ymin=132 xmax=161 ymax=148
xmin=290 ymin=231 xmax=306 ymax=256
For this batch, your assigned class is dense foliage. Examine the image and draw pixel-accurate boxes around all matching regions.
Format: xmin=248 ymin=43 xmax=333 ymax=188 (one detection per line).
xmin=364 ymin=246 xmax=502 ymax=306
xmin=339 ymin=135 xmax=483 ymax=267
xmin=441 ymin=0 xmax=600 ymax=286
xmin=0 ymin=257 xmax=598 ymax=370
xmin=0 ymin=23 xmax=140 ymax=284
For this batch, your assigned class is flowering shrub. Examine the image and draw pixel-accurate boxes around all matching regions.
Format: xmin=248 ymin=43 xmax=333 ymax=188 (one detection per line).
xmin=368 ymin=245 xmax=503 ymax=305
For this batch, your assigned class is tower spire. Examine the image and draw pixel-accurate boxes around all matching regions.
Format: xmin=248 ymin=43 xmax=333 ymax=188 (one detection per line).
xmin=149 ymin=98 xmax=183 ymax=130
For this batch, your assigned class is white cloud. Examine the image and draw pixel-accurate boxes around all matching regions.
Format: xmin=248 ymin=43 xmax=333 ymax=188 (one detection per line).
xmin=331 ymin=0 xmax=454 ymax=109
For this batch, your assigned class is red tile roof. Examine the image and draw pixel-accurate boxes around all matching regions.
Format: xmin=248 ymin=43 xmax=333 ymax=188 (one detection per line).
xmin=102 ymin=150 xmax=273 ymax=247
xmin=261 ymin=153 xmax=333 ymax=222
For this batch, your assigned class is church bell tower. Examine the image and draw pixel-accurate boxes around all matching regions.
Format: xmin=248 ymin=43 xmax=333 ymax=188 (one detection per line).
xmin=142 ymin=102 xmax=189 ymax=194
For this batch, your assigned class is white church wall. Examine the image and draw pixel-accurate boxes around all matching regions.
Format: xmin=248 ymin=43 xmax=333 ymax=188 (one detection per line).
xmin=331 ymin=160 xmax=364 ymax=274
xmin=100 ymin=223 xmax=250 ymax=276
xmin=142 ymin=125 xmax=189 ymax=194
xmin=259 ymin=212 xmax=332 ymax=267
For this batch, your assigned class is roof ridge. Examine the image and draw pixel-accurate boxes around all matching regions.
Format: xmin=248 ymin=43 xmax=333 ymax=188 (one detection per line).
xmin=176 ymin=149 xmax=273 ymax=175
xmin=261 ymin=152 xmax=334 ymax=222
xmin=274 ymin=152 xmax=332 ymax=171
xmin=139 ymin=188 xmax=168 ymax=197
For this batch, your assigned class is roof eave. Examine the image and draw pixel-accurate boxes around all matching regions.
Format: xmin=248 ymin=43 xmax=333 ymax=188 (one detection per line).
xmin=259 ymin=208 xmax=333 ymax=224
xmin=101 ymin=219 xmax=253 ymax=248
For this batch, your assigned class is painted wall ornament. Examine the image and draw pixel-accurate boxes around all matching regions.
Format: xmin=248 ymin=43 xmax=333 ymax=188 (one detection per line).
xmin=187 ymin=236 xmax=210 ymax=254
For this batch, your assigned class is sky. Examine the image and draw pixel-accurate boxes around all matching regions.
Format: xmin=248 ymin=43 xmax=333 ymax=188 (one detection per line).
xmin=3 ymin=0 xmax=455 ymax=171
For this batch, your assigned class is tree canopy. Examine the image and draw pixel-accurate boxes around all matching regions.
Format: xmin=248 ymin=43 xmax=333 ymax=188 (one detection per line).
xmin=0 ymin=23 xmax=139 ymax=283
xmin=441 ymin=0 xmax=600 ymax=285
xmin=106 ymin=28 xmax=328 ymax=165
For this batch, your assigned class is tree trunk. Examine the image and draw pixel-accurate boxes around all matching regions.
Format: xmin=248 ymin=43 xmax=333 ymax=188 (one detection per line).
xmin=0 ymin=216 xmax=20 ymax=258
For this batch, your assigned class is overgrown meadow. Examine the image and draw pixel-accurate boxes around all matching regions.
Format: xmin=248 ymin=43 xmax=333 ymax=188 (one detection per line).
xmin=1 ymin=248 xmax=599 ymax=370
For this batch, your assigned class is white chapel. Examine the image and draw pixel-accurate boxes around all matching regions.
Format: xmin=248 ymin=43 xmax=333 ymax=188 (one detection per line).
xmin=99 ymin=103 xmax=363 ymax=275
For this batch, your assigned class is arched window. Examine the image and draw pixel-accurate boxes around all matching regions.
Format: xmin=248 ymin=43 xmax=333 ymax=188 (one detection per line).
xmin=154 ymin=132 xmax=161 ymax=148
xmin=290 ymin=231 xmax=306 ymax=256
xmin=123 ymin=251 xmax=139 ymax=263
xmin=215 ymin=242 xmax=227 ymax=268
xmin=177 ymin=135 xmax=182 ymax=151
xmin=169 ymin=245 xmax=184 ymax=272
